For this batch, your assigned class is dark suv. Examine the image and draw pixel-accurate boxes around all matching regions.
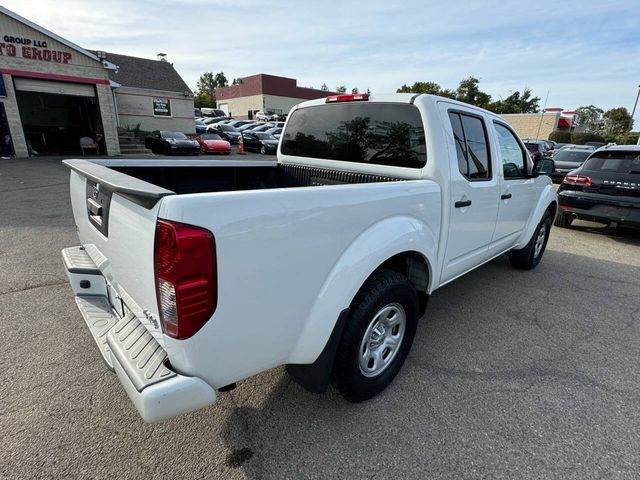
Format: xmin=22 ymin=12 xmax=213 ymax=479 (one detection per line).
xmin=523 ymin=140 xmax=553 ymax=161
xmin=555 ymin=145 xmax=640 ymax=228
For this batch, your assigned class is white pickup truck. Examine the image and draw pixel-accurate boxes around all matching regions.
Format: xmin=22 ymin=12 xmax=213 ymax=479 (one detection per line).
xmin=62 ymin=93 xmax=557 ymax=422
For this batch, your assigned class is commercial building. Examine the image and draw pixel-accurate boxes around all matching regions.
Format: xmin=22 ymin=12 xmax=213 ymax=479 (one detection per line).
xmin=101 ymin=52 xmax=194 ymax=135
xmin=0 ymin=6 xmax=193 ymax=157
xmin=503 ymin=108 xmax=577 ymax=140
xmin=215 ymin=74 xmax=337 ymax=119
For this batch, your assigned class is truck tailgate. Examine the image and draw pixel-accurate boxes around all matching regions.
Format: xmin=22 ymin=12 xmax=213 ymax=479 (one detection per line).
xmin=65 ymin=159 xmax=172 ymax=343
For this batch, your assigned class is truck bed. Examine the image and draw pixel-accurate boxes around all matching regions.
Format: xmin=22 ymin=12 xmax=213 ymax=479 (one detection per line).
xmin=110 ymin=161 xmax=403 ymax=195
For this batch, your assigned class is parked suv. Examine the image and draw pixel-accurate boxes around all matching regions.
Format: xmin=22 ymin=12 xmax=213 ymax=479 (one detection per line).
xmin=523 ymin=140 xmax=553 ymax=161
xmin=555 ymin=145 xmax=640 ymax=228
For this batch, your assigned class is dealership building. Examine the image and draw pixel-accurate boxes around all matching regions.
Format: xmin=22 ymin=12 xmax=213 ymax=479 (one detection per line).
xmin=216 ymin=74 xmax=337 ymax=119
xmin=0 ymin=6 xmax=193 ymax=157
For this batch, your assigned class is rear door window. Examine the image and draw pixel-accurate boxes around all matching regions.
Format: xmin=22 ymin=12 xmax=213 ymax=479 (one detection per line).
xmin=281 ymin=102 xmax=427 ymax=168
xmin=447 ymin=111 xmax=491 ymax=180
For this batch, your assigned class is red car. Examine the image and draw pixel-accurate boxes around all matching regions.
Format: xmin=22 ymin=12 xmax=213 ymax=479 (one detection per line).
xmin=195 ymin=133 xmax=231 ymax=155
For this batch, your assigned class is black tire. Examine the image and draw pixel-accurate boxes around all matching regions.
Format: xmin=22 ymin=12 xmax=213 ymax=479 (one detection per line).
xmin=163 ymin=144 xmax=171 ymax=156
xmin=200 ymin=145 xmax=207 ymax=154
xmin=260 ymin=145 xmax=266 ymax=154
xmin=333 ymin=269 xmax=418 ymax=402
xmin=509 ymin=211 xmax=552 ymax=270
xmin=554 ymin=211 xmax=572 ymax=228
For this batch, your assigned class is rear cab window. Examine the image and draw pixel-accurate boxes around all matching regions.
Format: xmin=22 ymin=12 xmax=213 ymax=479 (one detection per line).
xmin=281 ymin=102 xmax=427 ymax=168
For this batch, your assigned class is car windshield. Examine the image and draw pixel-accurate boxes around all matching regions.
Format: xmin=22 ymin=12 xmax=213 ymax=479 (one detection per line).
xmin=200 ymin=134 xmax=222 ymax=140
xmin=255 ymin=133 xmax=277 ymax=140
xmin=161 ymin=131 xmax=188 ymax=139
xmin=584 ymin=152 xmax=640 ymax=174
xmin=218 ymin=124 xmax=237 ymax=132
xmin=553 ymin=150 xmax=592 ymax=163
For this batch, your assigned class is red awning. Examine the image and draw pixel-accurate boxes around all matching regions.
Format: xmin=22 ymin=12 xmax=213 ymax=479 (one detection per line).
xmin=557 ymin=118 xmax=572 ymax=128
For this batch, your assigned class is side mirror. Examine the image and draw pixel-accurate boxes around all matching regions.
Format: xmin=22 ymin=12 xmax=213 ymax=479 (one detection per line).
xmin=533 ymin=158 xmax=555 ymax=176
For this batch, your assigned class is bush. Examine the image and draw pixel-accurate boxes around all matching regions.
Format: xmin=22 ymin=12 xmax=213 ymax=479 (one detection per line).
xmin=548 ymin=131 xmax=571 ymax=143
xmin=570 ymin=132 xmax=605 ymax=145
xmin=605 ymin=132 xmax=639 ymax=145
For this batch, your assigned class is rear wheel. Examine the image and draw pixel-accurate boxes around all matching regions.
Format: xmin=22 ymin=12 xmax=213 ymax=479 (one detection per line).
xmin=200 ymin=145 xmax=207 ymax=154
xmin=260 ymin=145 xmax=266 ymax=155
xmin=509 ymin=211 xmax=552 ymax=270
xmin=333 ymin=269 xmax=418 ymax=402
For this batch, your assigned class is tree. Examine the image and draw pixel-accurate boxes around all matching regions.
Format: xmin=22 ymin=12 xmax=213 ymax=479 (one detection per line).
xmin=320 ymin=83 xmax=329 ymax=91
xmin=490 ymin=88 xmax=540 ymax=114
xmin=351 ymin=87 xmax=359 ymax=94
xmin=455 ymin=76 xmax=492 ymax=110
xmin=603 ymin=107 xmax=633 ymax=134
xmin=231 ymin=78 xmax=242 ymax=85
xmin=194 ymin=90 xmax=215 ymax=108
xmin=335 ymin=85 xmax=347 ymax=94
xmin=397 ymin=81 xmax=449 ymax=96
xmin=195 ymin=71 xmax=229 ymax=107
xmin=575 ymin=105 xmax=604 ymax=133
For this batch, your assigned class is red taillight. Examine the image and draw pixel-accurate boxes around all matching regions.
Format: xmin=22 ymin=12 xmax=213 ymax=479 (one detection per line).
xmin=154 ymin=219 xmax=217 ymax=339
xmin=325 ymin=93 xmax=369 ymax=103
xmin=563 ymin=175 xmax=592 ymax=187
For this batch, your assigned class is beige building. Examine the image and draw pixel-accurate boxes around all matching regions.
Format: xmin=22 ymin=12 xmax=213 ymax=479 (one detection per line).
xmin=0 ymin=6 xmax=193 ymax=158
xmin=216 ymin=74 xmax=337 ymax=119
xmin=502 ymin=108 xmax=577 ymax=140
xmin=101 ymin=52 xmax=194 ymax=134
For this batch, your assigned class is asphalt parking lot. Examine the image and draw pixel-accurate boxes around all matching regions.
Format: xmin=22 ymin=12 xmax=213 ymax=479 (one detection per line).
xmin=2 ymin=156 xmax=640 ymax=479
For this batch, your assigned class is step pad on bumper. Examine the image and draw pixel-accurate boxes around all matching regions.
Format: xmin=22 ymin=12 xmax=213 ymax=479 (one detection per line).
xmin=107 ymin=314 xmax=175 ymax=392
xmin=62 ymin=246 xmax=101 ymax=274
xmin=76 ymin=296 xmax=119 ymax=369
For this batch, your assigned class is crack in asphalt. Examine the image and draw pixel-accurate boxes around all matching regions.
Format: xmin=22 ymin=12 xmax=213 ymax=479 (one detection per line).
xmin=0 ymin=279 xmax=68 ymax=296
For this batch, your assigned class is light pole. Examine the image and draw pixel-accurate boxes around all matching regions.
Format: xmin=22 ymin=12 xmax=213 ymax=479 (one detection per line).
xmin=630 ymin=84 xmax=640 ymax=144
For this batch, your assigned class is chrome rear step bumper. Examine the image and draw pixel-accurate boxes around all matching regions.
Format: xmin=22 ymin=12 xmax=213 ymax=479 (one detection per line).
xmin=62 ymin=246 xmax=217 ymax=422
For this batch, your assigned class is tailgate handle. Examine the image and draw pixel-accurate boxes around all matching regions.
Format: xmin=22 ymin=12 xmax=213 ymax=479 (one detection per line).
xmin=87 ymin=198 xmax=103 ymax=217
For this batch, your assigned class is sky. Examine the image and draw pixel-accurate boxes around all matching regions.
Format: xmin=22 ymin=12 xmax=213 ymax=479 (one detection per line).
xmin=4 ymin=0 xmax=640 ymax=119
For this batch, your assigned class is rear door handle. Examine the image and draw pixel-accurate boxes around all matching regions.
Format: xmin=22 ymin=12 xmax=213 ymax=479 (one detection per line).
xmin=454 ymin=200 xmax=472 ymax=208
xmin=501 ymin=193 xmax=512 ymax=200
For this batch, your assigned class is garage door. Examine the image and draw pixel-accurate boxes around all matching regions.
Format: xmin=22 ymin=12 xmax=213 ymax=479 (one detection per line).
xmin=14 ymin=78 xmax=96 ymax=97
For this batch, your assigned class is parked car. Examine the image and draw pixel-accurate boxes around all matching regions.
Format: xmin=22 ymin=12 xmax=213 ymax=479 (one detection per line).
xmin=254 ymin=111 xmax=270 ymax=121
xmin=61 ymin=93 xmax=557 ymax=422
xmin=549 ymin=146 xmax=595 ymax=182
xmin=195 ymin=119 xmax=207 ymax=134
xmin=194 ymin=108 xmax=202 ymax=118
xmin=242 ymin=131 xmax=279 ymax=154
xmin=201 ymin=108 xmax=227 ymax=118
xmin=207 ymin=123 xmax=241 ymax=144
xmin=201 ymin=116 xmax=231 ymax=125
xmin=195 ymin=133 xmax=231 ymax=155
xmin=523 ymin=140 xmax=553 ymax=161
xmin=145 ymin=131 xmax=199 ymax=155
xmin=225 ymin=120 xmax=255 ymax=129
xmin=555 ymin=145 xmax=640 ymax=228
xmin=250 ymin=124 xmax=273 ymax=133
xmin=585 ymin=141 xmax=607 ymax=149
xmin=265 ymin=127 xmax=283 ymax=139
xmin=237 ymin=122 xmax=259 ymax=131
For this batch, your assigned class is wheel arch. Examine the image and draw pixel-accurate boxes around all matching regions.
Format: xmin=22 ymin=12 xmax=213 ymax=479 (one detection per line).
xmin=286 ymin=216 xmax=437 ymax=392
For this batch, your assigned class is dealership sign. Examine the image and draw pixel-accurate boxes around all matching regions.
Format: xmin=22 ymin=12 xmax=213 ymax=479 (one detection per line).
xmin=153 ymin=98 xmax=171 ymax=117
xmin=0 ymin=35 xmax=72 ymax=64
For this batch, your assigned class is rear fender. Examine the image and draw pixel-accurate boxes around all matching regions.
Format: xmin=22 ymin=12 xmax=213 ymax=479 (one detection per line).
xmin=287 ymin=215 xmax=437 ymax=365
xmin=517 ymin=184 xmax=557 ymax=247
